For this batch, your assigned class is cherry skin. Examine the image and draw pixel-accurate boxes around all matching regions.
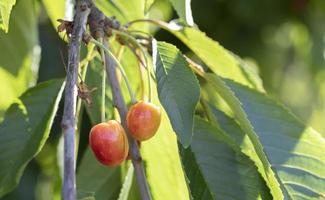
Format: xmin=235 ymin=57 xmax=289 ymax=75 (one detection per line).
xmin=126 ymin=101 xmax=161 ymax=141
xmin=89 ymin=120 xmax=129 ymax=166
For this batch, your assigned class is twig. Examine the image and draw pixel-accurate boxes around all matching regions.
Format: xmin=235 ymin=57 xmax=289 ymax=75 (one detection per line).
xmin=99 ymin=38 xmax=107 ymax=122
xmin=103 ymin=39 xmax=152 ymax=200
xmin=61 ymin=1 xmax=91 ymax=200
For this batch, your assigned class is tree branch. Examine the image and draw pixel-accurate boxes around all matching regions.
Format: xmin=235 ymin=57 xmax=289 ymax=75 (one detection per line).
xmin=103 ymin=39 xmax=152 ymax=200
xmin=61 ymin=1 xmax=91 ymax=200
xmin=61 ymin=1 xmax=152 ymax=199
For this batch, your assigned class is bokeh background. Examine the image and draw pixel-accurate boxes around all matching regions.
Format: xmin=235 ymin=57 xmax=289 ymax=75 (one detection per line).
xmin=1 ymin=0 xmax=325 ymax=199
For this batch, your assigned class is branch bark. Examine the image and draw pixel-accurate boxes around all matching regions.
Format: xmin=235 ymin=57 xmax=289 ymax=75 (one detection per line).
xmin=61 ymin=1 xmax=91 ymax=200
xmin=103 ymin=39 xmax=152 ymax=200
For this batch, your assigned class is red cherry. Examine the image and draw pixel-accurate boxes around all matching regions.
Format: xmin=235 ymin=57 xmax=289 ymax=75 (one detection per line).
xmin=126 ymin=101 xmax=161 ymax=141
xmin=89 ymin=120 xmax=129 ymax=166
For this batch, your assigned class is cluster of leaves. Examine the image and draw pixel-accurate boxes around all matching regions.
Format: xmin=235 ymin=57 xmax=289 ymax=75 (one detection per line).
xmin=0 ymin=0 xmax=324 ymax=200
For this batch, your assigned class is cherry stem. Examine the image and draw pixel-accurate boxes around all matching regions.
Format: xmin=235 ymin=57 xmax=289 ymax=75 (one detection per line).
xmin=99 ymin=38 xmax=107 ymax=122
xmin=112 ymin=30 xmax=152 ymax=102
xmin=90 ymin=38 xmax=137 ymax=104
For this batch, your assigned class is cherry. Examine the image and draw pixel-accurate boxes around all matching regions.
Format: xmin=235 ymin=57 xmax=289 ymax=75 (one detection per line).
xmin=89 ymin=120 xmax=129 ymax=166
xmin=126 ymin=101 xmax=161 ymax=141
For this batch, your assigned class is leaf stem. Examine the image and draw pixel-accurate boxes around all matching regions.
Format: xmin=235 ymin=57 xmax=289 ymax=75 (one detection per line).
xmin=125 ymin=19 xmax=167 ymax=29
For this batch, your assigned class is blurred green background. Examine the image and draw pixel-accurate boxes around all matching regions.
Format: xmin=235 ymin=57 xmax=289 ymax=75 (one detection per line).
xmin=1 ymin=0 xmax=325 ymax=199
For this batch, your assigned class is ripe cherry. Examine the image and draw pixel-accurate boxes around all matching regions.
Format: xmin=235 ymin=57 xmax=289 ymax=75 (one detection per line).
xmin=126 ymin=101 xmax=161 ymax=141
xmin=89 ymin=120 xmax=129 ymax=166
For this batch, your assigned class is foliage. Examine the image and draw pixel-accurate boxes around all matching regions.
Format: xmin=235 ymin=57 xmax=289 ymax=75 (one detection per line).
xmin=0 ymin=0 xmax=39 ymax=120
xmin=0 ymin=0 xmax=324 ymax=200
xmin=0 ymin=79 xmax=64 ymax=196
xmin=0 ymin=0 xmax=16 ymax=32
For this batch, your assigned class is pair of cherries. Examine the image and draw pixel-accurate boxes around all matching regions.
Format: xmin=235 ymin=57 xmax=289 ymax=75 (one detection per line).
xmin=89 ymin=101 xmax=161 ymax=166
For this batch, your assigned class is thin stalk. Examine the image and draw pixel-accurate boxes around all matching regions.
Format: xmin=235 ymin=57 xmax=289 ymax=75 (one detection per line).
xmin=90 ymin=38 xmax=137 ymax=104
xmin=127 ymin=30 xmax=152 ymax=38
xmin=99 ymin=38 xmax=106 ymax=122
xmin=143 ymin=50 xmax=152 ymax=102
xmin=116 ymin=45 xmax=125 ymax=62
xmin=115 ymin=45 xmax=126 ymax=85
xmin=125 ymin=19 xmax=167 ymax=28
xmin=79 ymin=51 xmax=97 ymax=67
xmin=200 ymin=99 xmax=220 ymax=129
xmin=139 ymin=58 xmax=146 ymax=100
xmin=76 ymin=43 xmax=95 ymax=121
xmin=123 ymin=43 xmax=146 ymax=100
xmin=113 ymin=30 xmax=152 ymax=102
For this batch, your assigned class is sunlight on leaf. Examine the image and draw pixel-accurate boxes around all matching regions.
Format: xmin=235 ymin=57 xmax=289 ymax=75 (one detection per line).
xmin=0 ymin=0 xmax=16 ymax=32
xmin=141 ymin=83 xmax=189 ymax=200
xmin=0 ymin=79 xmax=65 ymax=197
xmin=168 ymin=0 xmax=194 ymax=26
xmin=180 ymin=117 xmax=271 ymax=200
xmin=154 ymin=41 xmax=200 ymax=147
xmin=205 ymin=73 xmax=325 ymax=199
xmin=77 ymin=148 xmax=122 ymax=200
xmin=0 ymin=0 xmax=39 ymax=120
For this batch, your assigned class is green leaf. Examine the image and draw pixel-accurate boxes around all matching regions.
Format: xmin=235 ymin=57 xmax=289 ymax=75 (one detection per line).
xmin=205 ymin=74 xmax=283 ymax=199
xmin=117 ymin=44 xmax=143 ymax=104
xmin=95 ymin=0 xmax=149 ymax=31
xmin=94 ymin=0 xmax=127 ymax=24
xmin=153 ymin=21 xmax=259 ymax=88
xmin=42 ymin=0 xmax=65 ymax=39
xmin=141 ymin=96 xmax=189 ymax=200
xmin=180 ymin=117 xmax=271 ymax=200
xmin=225 ymin=79 xmax=325 ymax=199
xmin=0 ymin=0 xmax=40 ymax=119
xmin=0 ymin=0 xmax=16 ymax=32
xmin=117 ymin=165 xmax=134 ymax=200
xmin=167 ymin=0 xmax=194 ymax=26
xmin=153 ymin=41 xmax=200 ymax=147
xmin=180 ymin=145 xmax=213 ymax=200
xmin=145 ymin=0 xmax=155 ymax=13
xmin=42 ymin=0 xmax=65 ymax=26
xmin=0 ymin=79 xmax=65 ymax=197
xmin=84 ymin=57 xmax=113 ymax=124
xmin=77 ymin=148 xmax=122 ymax=200
xmin=206 ymin=74 xmax=325 ymax=199
xmin=95 ymin=0 xmax=145 ymax=23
